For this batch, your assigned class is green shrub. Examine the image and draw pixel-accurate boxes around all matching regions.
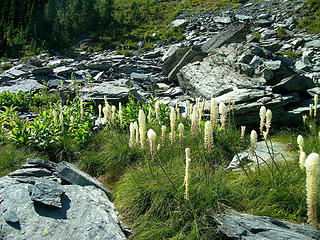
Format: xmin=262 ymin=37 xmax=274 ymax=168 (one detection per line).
xmin=1 ymin=63 xmax=13 ymax=70
xmin=277 ymin=27 xmax=287 ymax=36
xmin=115 ymin=49 xmax=134 ymax=57
xmin=279 ymin=50 xmax=298 ymax=59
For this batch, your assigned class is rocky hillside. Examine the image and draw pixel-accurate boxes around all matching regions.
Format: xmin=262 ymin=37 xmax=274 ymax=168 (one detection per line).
xmin=0 ymin=0 xmax=319 ymax=127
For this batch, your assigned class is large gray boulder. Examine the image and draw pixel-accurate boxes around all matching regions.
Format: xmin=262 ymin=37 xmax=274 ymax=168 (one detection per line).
xmin=0 ymin=184 xmax=125 ymax=240
xmin=0 ymin=158 xmax=126 ymax=240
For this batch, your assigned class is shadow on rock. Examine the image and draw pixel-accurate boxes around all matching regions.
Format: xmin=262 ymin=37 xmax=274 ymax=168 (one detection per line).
xmin=33 ymin=194 xmax=71 ymax=219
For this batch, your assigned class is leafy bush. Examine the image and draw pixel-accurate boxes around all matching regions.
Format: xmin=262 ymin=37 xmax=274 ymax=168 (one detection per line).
xmin=0 ymin=89 xmax=60 ymax=112
xmin=0 ymin=96 xmax=95 ymax=162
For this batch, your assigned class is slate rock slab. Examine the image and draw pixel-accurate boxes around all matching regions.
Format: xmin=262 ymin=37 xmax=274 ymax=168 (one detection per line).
xmin=217 ymin=210 xmax=320 ymax=239
xmin=56 ymin=161 xmax=112 ymax=198
xmin=8 ymin=168 xmax=52 ymax=178
xmin=0 ymin=79 xmax=44 ymax=93
xmin=227 ymin=141 xmax=295 ymax=170
xmin=25 ymin=158 xmax=57 ymax=171
xmin=200 ymin=23 xmax=249 ymax=53
xmin=29 ymin=178 xmax=65 ymax=208
xmin=0 ymin=183 xmax=126 ymax=240
xmin=272 ymin=75 xmax=315 ymax=93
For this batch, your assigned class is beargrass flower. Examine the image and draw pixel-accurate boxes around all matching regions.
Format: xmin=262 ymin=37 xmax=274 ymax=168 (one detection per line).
xmin=170 ymin=108 xmax=176 ymax=143
xmin=157 ymin=144 xmax=161 ymax=151
xmin=98 ymin=104 xmax=102 ymax=121
xmin=185 ymin=147 xmax=190 ymax=159
xmin=187 ymin=101 xmax=192 ymax=120
xmin=129 ymin=122 xmax=135 ymax=148
xmin=204 ymin=121 xmax=213 ymax=150
xmin=119 ymin=109 xmax=123 ymax=128
xmin=111 ymin=105 xmax=116 ymax=124
xmin=305 ymin=153 xmax=320 ymax=228
xmin=138 ymin=109 xmax=146 ymax=149
xmin=265 ymin=109 xmax=272 ymax=135
xmin=103 ymin=107 xmax=108 ymax=123
xmin=241 ymin=126 xmax=246 ymax=142
xmin=184 ymin=157 xmax=191 ymax=200
xmin=176 ymin=99 xmax=180 ymax=120
xmin=191 ymin=107 xmax=198 ymax=138
xmin=178 ymin=123 xmax=184 ymax=145
xmin=134 ymin=122 xmax=139 ymax=144
xmin=161 ymin=125 xmax=166 ymax=145
xmin=147 ymin=129 xmax=156 ymax=158
xmin=198 ymin=101 xmax=203 ymax=129
xmin=314 ymin=94 xmax=318 ymax=117
xmin=297 ymin=135 xmax=304 ymax=153
xmin=219 ymin=102 xmax=227 ymax=133
xmin=250 ymin=130 xmax=257 ymax=154
xmin=210 ymin=97 xmax=218 ymax=131
xmin=310 ymin=104 xmax=313 ymax=118
xmin=184 ymin=148 xmax=191 ymax=200
xmin=259 ymin=106 xmax=266 ymax=134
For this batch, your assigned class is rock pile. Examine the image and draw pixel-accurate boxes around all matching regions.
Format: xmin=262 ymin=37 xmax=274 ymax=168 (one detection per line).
xmin=0 ymin=158 xmax=126 ymax=240
xmin=161 ymin=0 xmax=320 ymax=126
xmin=1 ymin=0 xmax=320 ymax=127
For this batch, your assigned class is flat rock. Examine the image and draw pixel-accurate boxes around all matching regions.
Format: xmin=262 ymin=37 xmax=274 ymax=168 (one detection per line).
xmin=79 ymin=81 xmax=131 ymax=104
xmin=8 ymin=168 xmax=52 ymax=178
xmin=85 ymin=62 xmax=112 ymax=71
xmin=217 ymin=210 xmax=320 ymax=239
xmin=130 ymin=72 xmax=150 ymax=82
xmin=264 ymin=60 xmax=281 ymax=71
xmin=161 ymin=43 xmax=182 ymax=62
xmin=53 ymin=66 xmax=76 ymax=76
xmin=3 ymin=68 xmax=26 ymax=79
xmin=305 ymin=40 xmax=320 ymax=48
xmin=213 ymin=16 xmax=232 ymax=24
xmin=29 ymin=178 xmax=65 ymax=208
xmin=0 ymin=79 xmax=44 ymax=93
xmin=26 ymin=158 xmax=57 ymax=171
xmin=169 ymin=19 xmax=187 ymax=27
xmin=227 ymin=141 xmax=295 ymax=170
xmin=143 ymin=50 xmax=161 ymax=59
xmin=272 ymin=75 xmax=315 ymax=94
xmin=200 ymin=23 xmax=249 ymax=53
xmin=32 ymin=67 xmax=53 ymax=76
xmin=235 ymin=14 xmax=253 ymax=21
